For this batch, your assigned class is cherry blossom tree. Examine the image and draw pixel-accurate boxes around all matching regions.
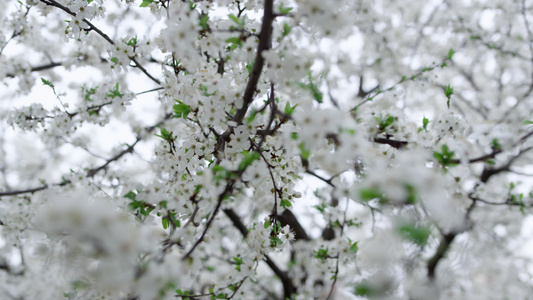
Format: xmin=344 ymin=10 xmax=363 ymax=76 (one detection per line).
xmin=2 ymin=0 xmax=533 ymax=299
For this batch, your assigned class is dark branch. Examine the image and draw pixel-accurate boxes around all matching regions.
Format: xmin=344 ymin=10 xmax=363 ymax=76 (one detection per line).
xmin=214 ymin=0 xmax=274 ymax=157
xmin=230 ymin=0 xmax=273 ymax=124
xmin=2 ymin=115 xmax=171 ymax=196
xmin=182 ymin=182 xmax=234 ymax=260
xmin=427 ymin=233 xmax=456 ymax=279
xmin=86 ymin=137 xmax=141 ymax=177
xmin=0 ymin=185 xmax=47 ymax=197
xmin=277 ymin=210 xmax=309 ymax=241
xmin=373 ymin=137 xmax=408 ymax=149
xmin=223 ymin=208 xmax=296 ymax=299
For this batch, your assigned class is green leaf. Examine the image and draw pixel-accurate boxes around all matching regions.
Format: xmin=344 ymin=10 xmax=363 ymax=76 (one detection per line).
xmin=82 ymin=86 xmax=97 ymax=101
xmin=405 ymin=184 xmax=417 ymax=204
xmin=238 ymin=151 xmax=260 ymax=171
xmin=423 ymin=117 xmax=429 ymax=129
xmin=376 ymin=115 xmax=395 ymax=130
xmin=110 ymin=57 xmax=119 ymax=64
xmin=291 ymin=132 xmax=299 ymax=140
xmin=280 ymin=199 xmax=292 ymax=208
xmin=228 ymin=14 xmax=241 ymax=25
xmin=278 ymin=4 xmax=293 ymax=14
xmin=314 ymin=247 xmax=329 ymax=262
xmin=125 ymin=191 xmax=154 ymax=218
xmin=264 ymin=220 xmax=271 ymax=228
xmin=107 ymin=83 xmax=124 ymax=98
xmin=41 ymin=78 xmax=54 ymax=88
xmin=212 ymin=165 xmax=234 ymax=181
xmin=444 ymin=84 xmax=454 ymax=108
xmin=298 ymin=142 xmax=310 ymax=160
xmin=233 ymin=256 xmax=243 ymax=271
xmin=155 ymin=128 xmax=174 ymax=142
xmin=282 ymin=23 xmax=291 ymax=38
xmin=298 ymin=71 xmax=323 ymax=103
xmin=246 ymin=108 xmax=257 ymax=124
xmin=162 ymin=217 xmax=169 ymax=229
xmin=284 ymin=102 xmax=298 ymax=116
xmin=398 ymin=224 xmax=431 ymax=246
xmin=314 ymin=203 xmax=326 ymax=213
xmin=359 ymin=187 xmax=382 ymax=202
xmin=349 ymin=241 xmax=359 ymax=254
xmin=139 ymin=0 xmax=154 ymax=7
xmin=124 ymin=190 xmax=137 ymax=201
xmin=173 ymin=100 xmax=191 ymax=119
xmin=491 ymin=138 xmax=501 ymax=151
xmin=354 ymin=283 xmax=380 ymax=297
xmin=307 ymin=71 xmax=323 ymax=103
xmin=126 ymin=36 xmax=137 ymax=47
xmin=433 ymin=144 xmax=457 ymax=167
xmin=225 ymin=37 xmax=243 ymax=49
xmin=199 ymin=13 xmax=209 ymax=31
xmin=199 ymin=84 xmax=214 ymax=96
xmin=447 ymin=48 xmax=455 ymax=60
xmin=245 ymin=62 xmax=253 ymax=74
xmin=524 ymin=120 xmax=533 ymax=124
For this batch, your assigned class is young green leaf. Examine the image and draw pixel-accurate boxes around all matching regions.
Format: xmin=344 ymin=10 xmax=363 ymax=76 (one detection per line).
xmin=282 ymin=23 xmax=292 ymax=38
xmin=155 ymin=128 xmax=174 ymax=143
xmin=298 ymin=143 xmax=310 ymax=160
xmin=349 ymin=240 xmax=359 ymax=254
xmin=444 ymin=84 xmax=454 ymax=108
xmin=433 ymin=144 xmax=457 ymax=167
xmin=307 ymin=71 xmax=323 ymax=103
xmin=139 ymin=0 xmax=154 ymax=7
xmin=228 ymin=14 xmax=240 ymax=25
xmin=376 ymin=115 xmax=395 ymax=130
xmin=162 ymin=217 xmax=169 ymax=229
xmin=107 ymin=83 xmax=124 ymax=98
xmin=423 ymin=116 xmax=429 ymax=129
xmin=278 ymin=4 xmax=293 ymax=14
xmin=447 ymin=48 xmax=455 ymax=60
xmin=225 ymin=37 xmax=243 ymax=49
xmin=238 ymin=151 xmax=260 ymax=171
xmin=398 ymin=224 xmax=431 ymax=246
xmin=199 ymin=13 xmax=209 ymax=31
xmin=280 ymin=199 xmax=292 ymax=208
xmin=173 ymin=100 xmax=191 ymax=119
xmin=359 ymin=187 xmax=383 ymax=202
xmin=246 ymin=108 xmax=257 ymax=124
xmin=284 ymin=102 xmax=298 ymax=116
xmin=41 ymin=78 xmax=54 ymax=88
xmin=314 ymin=247 xmax=329 ymax=262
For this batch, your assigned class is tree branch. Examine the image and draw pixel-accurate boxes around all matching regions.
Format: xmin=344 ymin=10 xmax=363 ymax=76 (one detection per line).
xmin=0 ymin=185 xmax=48 ymax=197
xmin=181 ymin=182 xmax=234 ymax=260
xmin=39 ymin=0 xmax=161 ymax=85
xmin=373 ymin=137 xmax=408 ymax=149
xmin=86 ymin=137 xmax=141 ymax=177
xmin=214 ymin=0 xmax=274 ymax=157
xmin=223 ymin=208 xmax=296 ymax=299
xmin=427 ymin=232 xmax=456 ymax=279
xmin=1 ymin=114 xmax=171 ymax=196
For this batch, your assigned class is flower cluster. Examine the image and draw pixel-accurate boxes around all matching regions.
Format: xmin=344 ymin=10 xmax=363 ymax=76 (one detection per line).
xmin=2 ymin=0 xmax=533 ymax=299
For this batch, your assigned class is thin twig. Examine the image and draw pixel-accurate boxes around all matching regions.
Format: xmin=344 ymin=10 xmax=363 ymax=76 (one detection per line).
xmin=39 ymin=0 xmax=161 ymax=85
